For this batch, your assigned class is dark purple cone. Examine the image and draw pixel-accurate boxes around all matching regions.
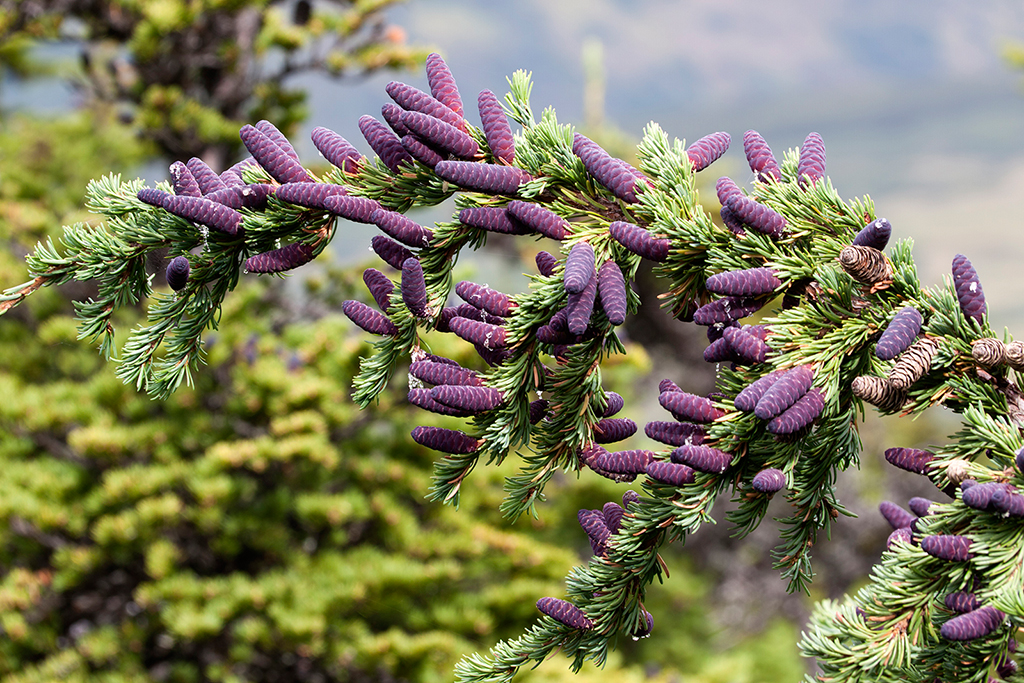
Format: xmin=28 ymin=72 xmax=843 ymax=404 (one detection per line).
xmin=597 ymin=260 xmax=627 ymax=325
xmin=433 ymin=160 xmax=533 ymax=195
xmin=608 ymin=221 xmax=669 ymax=261
xmin=402 ymin=135 xmax=445 ymax=169
xmin=322 ymin=194 xmax=382 ymax=224
xmin=961 ymin=482 xmax=1009 ymax=511
xmin=601 ymin=392 xmax=625 ymax=418
xmin=908 ymin=497 xmax=934 ymax=517
xmin=745 ymin=324 xmax=769 ymax=340
xmin=371 ymin=209 xmax=434 ymax=248
xmin=186 ymin=157 xmax=227 ymax=195
xmin=204 ymin=184 xmax=275 ymax=209
xmin=622 ymin=490 xmax=640 ymax=508
xmin=743 ymin=130 xmax=782 ymax=182
xmin=644 ymin=421 xmax=704 ymax=447
xmin=921 ymin=534 xmax=973 ymax=561
xmin=878 ymin=501 xmax=916 ymax=530
xmin=797 ymin=132 xmax=826 ymax=187
xmin=693 ymin=296 xmax=765 ymax=326
xmin=311 ymin=126 xmax=363 ymax=173
xmin=940 ymin=606 xmax=1005 ymax=641
xmin=170 ymin=161 xmax=202 ymax=197
xmin=686 ymin=132 xmax=730 ymax=172
xmin=659 ymin=379 xmax=682 ymax=394
xmin=245 ymin=242 xmax=316 ymax=273
xmin=381 ymin=102 xmax=412 ymax=136
xmin=505 ymin=200 xmax=569 ymax=240
xmin=476 ymin=343 xmax=510 ymax=365
xmin=220 ymin=166 xmax=246 ymax=187
xmin=456 ymin=281 xmax=513 ymax=317
xmin=951 ymin=254 xmax=987 ymax=323
xmin=671 ymin=444 xmax=732 ymax=474
xmin=430 ymin=385 xmax=503 ymax=412
xmin=767 ymin=387 xmax=824 ymax=434
xmin=477 ymin=89 xmax=515 ymax=164
xmin=703 ymin=338 xmax=734 ymax=364
xmin=945 ymin=592 xmax=982 ymax=614
xmin=536 ymin=251 xmax=558 ymax=277
xmin=726 ymin=195 xmax=786 ymax=237
xmin=646 ymin=461 xmax=696 ymax=486
xmin=886 ymin=527 xmax=913 ymax=549
xmin=884 ymin=447 xmax=934 ymax=475
xmin=409 ymin=360 xmax=482 ymax=387
xmin=578 ymin=509 xmax=610 ymax=555
xmin=407 ymin=388 xmax=473 ymax=417
xmin=401 ymin=109 xmax=479 ymax=159
xmin=342 ymin=300 xmax=398 ymax=336
xmin=536 ymin=597 xmax=593 ymax=630
xmin=754 ymin=366 xmax=814 ymax=420
xmin=632 ymin=610 xmax=655 ymax=639
xmin=454 ymin=303 xmax=505 ymax=326
xmin=239 ymin=125 xmax=313 ymax=184
xmin=594 ymin=449 xmax=654 ymax=475
xmin=990 ymin=487 xmax=1024 ymax=516
xmin=564 ymin=242 xmax=596 ymax=294
xmin=362 ymin=268 xmax=394 ymax=312
xmin=852 ymin=217 xmax=892 ymax=250
xmin=528 ymin=398 xmax=549 ymax=424
xmin=875 ymin=307 xmax=923 ymax=360
xmin=723 ymin=326 xmax=769 ymax=365
xmin=449 ymin=317 xmax=506 ymax=349
xmin=425 ymin=53 xmax=464 ymax=117
xmin=707 ymin=320 xmax=739 ymax=343
xmin=275 ymin=182 xmax=347 ymax=210
xmin=165 ymin=256 xmax=190 ymax=291
xmin=751 ymin=468 xmax=786 ymax=494
xmin=659 ymin=389 xmax=724 ymax=421
xmin=706 ymin=268 xmax=782 ymax=296
xmin=566 ymin=273 xmax=598 ymax=335
xmin=716 ymin=176 xmax=743 ymax=206
xmin=370 ymin=235 xmax=414 ymax=270
xmin=734 ymin=371 xmax=785 ymax=412
xmin=358 ymin=115 xmax=412 ymax=173
xmin=603 ymin=502 xmax=624 ymax=534
xmin=720 ymin=204 xmax=746 ymax=236
xmin=400 ymin=257 xmax=428 ymax=317
xmin=255 ymin=120 xmax=300 ymax=162
xmin=593 ymin=418 xmax=638 ymax=444
xmin=142 ymin=190 xmax=244 ymax=236
xmin=580 ymin=445 xmax=624 ymax=482
xmin=411 ymin=425 xmax=479 ymax=454
xmin=457 ymin=206 xmax=530 ymax=235
xmin=385 ymin=81 xmax=465 ymax=131
xmin=572 ymin=133 xmax=640 ymax=203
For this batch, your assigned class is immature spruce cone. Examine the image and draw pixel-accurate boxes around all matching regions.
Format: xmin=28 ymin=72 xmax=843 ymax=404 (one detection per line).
xmin=703 ymin=338 xmax=733 ymax=364
xmin=358 ymin=115 xmax=412 ymax=173
xmin=535 ymin=251 xmax=558 ymax=277
xmin=411 ymin=425 xmax=479 ymax=454
xmin=705 ymin=267 xmax=782 ymax=296
xmin=245 ymin=242 xmax=316 ymax=274
xmin=961 ymin=482 xmax=1011 ymax=511
xmin=593 ymin=418 xmax=638 ymax=444
xmin=888 ymin=337 xmax=940 ymax=390
xmin=906 ymin=497 xmax=933 ymax=517
xmin=536 ymin=597 xmax=593 ymax=630
xmin=255 ymin=120 xmax=300 ymax=162
xmin=506 ymin=201 xmax=568 ymax=240
xmin=659 ymin=378 xmax=682 ymax=394
xmin=342 ymin=300 xmax=398 ymax=336
xmin=797 ymin=132 xmax=826 ymax=187
xmin=608 ymin=221 xmax=669 ymax=261
xmin=644 ymin=421 xmax=704 ymax=447
xmin=839 ymin=245 xmax=892 ymax=285
xmin=370 ymin=235 xmax=414 ymax=270
xmin=401 ymin=135 xmax=444 ymax=169
xmin=646 ymin=461 xmax=696 ymax=486
xmin=138 ymin=190 xmax=243 ymax=236
xmin=455 ymin=281 xmax=513 ymax=318
xmin=875 ymin=307 xmax=922 ymax=360
xmin=401 ymin=109 xmax=479 ymax=159
xmin=597 ymin=260 xmax=627 ymax=325
xmin=951 ymin=254 xmax=987 ymax=323
xmin=425 ymin=53 xmax=464 ymax=117
xmin=239 ymin=124 xmax=313 ymax=184
xmin=602 ymin=501 xmax=625 ymax=534
xmin=399 ymin=258 xmax=429 ymax=317
xmin=385 ymin=81 xmax=465 ymax=131
xmin=564 ymin=242 xmax=596 ymax=294
xmin=886 ymin=528 xmax=913 ymax=549
xmin=165 ymin=256 xmax=190 ymax=291
xmin=600 ymin=392 xmax=625 ymax=418
xmin=754 ymin=366 xmax=814 ymax=420
xmin=716 ymin=176 xmax=743 ymax=205
xmin=851 ymin=376 xmax=905 ymax=412
xmin=430 ymin=385 xmax=503 ymax=412
xmin=578 ymin=509 xmax=610 ymax=554
xmin=940 ymin=606 xmax=1005 ymax=641
xmin=311 ymin=126 xmax=363 ymax=173
xmin=323 ymin=195 xmax=383 ymax=224
xmin=725 ymin=195 xmax=786 ymax=237
xmin=372 ymin=209 xmax=434 ymax=248
xmin=719 ymin=204 xmax=746 ymax=236
xmin=362 ymin=269 xmax=393 ymax=312
xmin=477 ymin=89 xmax=515 ymax=164
xmin=742 ymin=130 xmax=782 ymax=182
xmin=686 ymin=132 xmax=730 ymax=172
xmin=1005 ymin=340 xmax=1024 ymax=371
xmin=767 ymin=387 xmax=824 ymax=434
xmin=457 ymin=206 xmax=530 ymax=235
xmin=408 ymin=388 xmax=473 ymax=417
xmin=434 ymin=160 xmax=533 ymax=194
xmin=205 ymin=184 xmax=275 ymax=210
xmin=449 ymin=317 xmax=506 ymax=349
xmin=671 ymin=444 xmax=732 ymax=474
xmin=528 ymin=398 xmax=549 ymax=424
xmin=572 ymin=133 xmax=640 ymax=203
xmin=990 ymin=487 xmax=1024 ymax=516
xmin=659 ymin=391 xmax=724 ymax=423
xmin=409 ymin=359 xmax=481 ymax=387
xmin=692 ymin=296 xmax=765 ymax=325
xmin=566 ymin=272 xmax=598 ymax=335
xmin=852 ymin=217 xmax=892 ymax=250
xmin=944 ymin=592 xmax=982 ymax=614
xmin=883 ymin=447 xmax=934 ymax=475
xmin=186 ymin=157 xmax=227 ymax=195
xmin=921 ymin=534 xmax=973 ymax=561
xmin=878 ymin=501 xmax=915 ymax=530
xmin=381 ymin=102 xmax=411 ymax=136
xmin=170 ymin=161 xmax=201 ymax=197
xmin=734 ymin=370 xmax=784 ymax=412
xmin=594 ymin=449 xmax=654 ymax=474
xmin=971 ymin=338 xmax=1005 ymax=368
xmin=751 ymin=468 xmax=786 ymax=494
xmin=722 ymin=325 xmax=769 ymax=365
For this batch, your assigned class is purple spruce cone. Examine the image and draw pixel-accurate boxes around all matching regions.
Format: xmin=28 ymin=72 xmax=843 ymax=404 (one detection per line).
xmin=875 ymin=307 xmax=923 ymax=360
xmin=797 ymin=132 xmax=826 ymax=187
xmin=165 ymin=256 xmax=190 ymax=291
xmin=742 ymin=130 xmax=782 ymax=182
xmin=951 ymin=254 xmax=987 ymax=323
xmin=434 ymin=160 xmax=532 ymax=194
xmin=686 ymin=132 xmax=730 ymax=172
xmin=608 ymin=221 xmax=669 ymax=261
xmin=478 ymin=89 xmax=515 ymax=164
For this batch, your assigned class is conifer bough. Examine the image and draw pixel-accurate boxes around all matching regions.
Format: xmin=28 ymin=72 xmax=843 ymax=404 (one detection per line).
xmin=4 ymin=52 xmax=1023 ymax=683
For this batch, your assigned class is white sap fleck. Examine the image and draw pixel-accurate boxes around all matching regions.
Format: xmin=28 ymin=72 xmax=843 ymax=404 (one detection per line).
xmin=970 ymin=282 xmax=978 ymax=293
